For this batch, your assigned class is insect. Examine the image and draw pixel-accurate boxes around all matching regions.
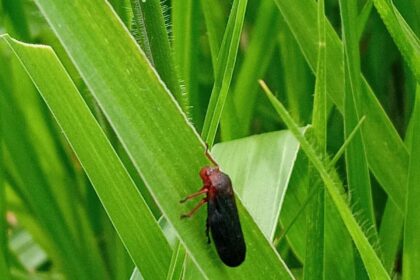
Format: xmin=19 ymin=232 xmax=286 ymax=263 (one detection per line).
xmin=180 ymin=149 xmax=246 ymax=267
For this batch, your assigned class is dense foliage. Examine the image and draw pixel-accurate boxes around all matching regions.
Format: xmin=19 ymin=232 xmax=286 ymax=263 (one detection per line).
xmin=0 ymin=0 xmax=418 ymax=279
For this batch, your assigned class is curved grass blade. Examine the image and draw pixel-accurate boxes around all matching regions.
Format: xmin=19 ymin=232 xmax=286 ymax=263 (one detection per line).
xmin=274 ymin=0 xmax=408 ymax=213
xmin=281 ymin=117 xmax=366 ymax=279
xmin=9 ymin=0 xmax=294 ymax=276
xmin=1 ymin=34 xmax=172 ymax=279
xmin=261 ymin=81 xmax=390 ymax=280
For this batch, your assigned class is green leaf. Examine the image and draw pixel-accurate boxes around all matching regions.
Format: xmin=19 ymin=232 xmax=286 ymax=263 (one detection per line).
xmin=104 ymin=214 xmax=135 ymax=280
xmin=342 ymin=0 xmax=379 ymax=243
xmin=183 ymin=256 xmax=205 ymax=280
xmin=130 ymin=1 xmax=153 ymax=61
xmin=303 ymin=174 xmax=324 ymax=280
xmin=108 ymin=0 xmax=130 ymax=26
xmin=274 ymin=0 xmax=408 ymax=214
xmin=403 ymin=84 xmax=420 ymax=279
xmin=372 ymin=0 xmax=420 ymax=81
xmin=304 ymin=0 xmax=326 ymax=278
xmin=279 ymin=123 xmax=367 ymax=278
xmin=379 ymin=200 xmax=403 ymax=273
xmin=172 ymin=0 xmax=200 ymax=123
xmin=340 ymin=0 xmax=378 ymax=276
xmin=311 ymin=0 xmax=327 ymax=149
xmin=201 ymin=0 xmax=248 ymax=146
xmin=221 ymin=0 xmax=279 ymax=139
xmin=130 ymin=0 xmax=185 ymax=114
xmin=212 ymin=130 xmax=302 ymax=239
xmin=11 ymin=0 xmax=293 ymax=277
xmin=1 ymin=34 xmax=172 ymax=279
xmin=261 ymin=81 xmax=390 ymax=280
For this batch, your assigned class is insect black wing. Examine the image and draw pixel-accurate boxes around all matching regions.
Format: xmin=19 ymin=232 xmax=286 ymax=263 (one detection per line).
xmin=208 ymin=193 xmax=246 ymax=267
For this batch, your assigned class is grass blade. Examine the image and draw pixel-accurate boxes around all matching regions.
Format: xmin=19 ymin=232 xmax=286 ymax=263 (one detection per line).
xmin=340 ymin=0 xmax=378 ymax=276
xmin=16 ymin=0 xmax=293 ymax=277
xmin=304 ymin=175 xmax=324 ymax=280
xmin=340 ymin=0 xmax=377 ymax=236
xmin=281 ymin=117 xmax=365 ymax=279
xmin=357 ymin=1 xmax=373 ymax=39
xmin=201 ymin=0 xmax=248 ymax=146
xmin=379 ymin=200 xmax=403 ymax=273
xmin=130 ymin=0 xmax=185 ymax=113
xmin=108 ymin=0 xmax=130 ymax=26
xmin=2 ymin=34 xmax=172 ymax=279
xmin=274 ymin=0 xmax=408 ymax=213
xmin=277 ymin=113 xmax=363 ymax=242
xmin=403 ymin=84 xmax=420 ymax=279
xmin=304 ymin=0 xmax=326 ymax=277
xmin=166 ymin=241 xmax=186 ymax=280
xmin=222 ymin=0 xmax=279 ymax=139
xmin=172 ymin=0 xmax=200 ymax=122
xmin=372 ymin=0 xmax=420 ymax=81
xmin=261 ymin=80 xmax=390 ymax=279
xmin=330 ymin=117 xmax=366 ymax=165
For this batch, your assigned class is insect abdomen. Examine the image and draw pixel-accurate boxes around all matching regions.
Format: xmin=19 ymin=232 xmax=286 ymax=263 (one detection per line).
xmin=208 ymin=194 xmax=246 ymax=267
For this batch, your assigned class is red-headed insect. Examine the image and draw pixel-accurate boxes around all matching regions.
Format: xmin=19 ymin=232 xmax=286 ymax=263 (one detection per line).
xmin=180 ymin=149 xmax=246 ymax=267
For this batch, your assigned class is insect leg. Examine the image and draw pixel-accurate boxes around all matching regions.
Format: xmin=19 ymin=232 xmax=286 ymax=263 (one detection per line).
xmin=180 ymin=198 xmax=207 ymax=219
xmin=179 ymin=187 xmax=208 ymax=203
